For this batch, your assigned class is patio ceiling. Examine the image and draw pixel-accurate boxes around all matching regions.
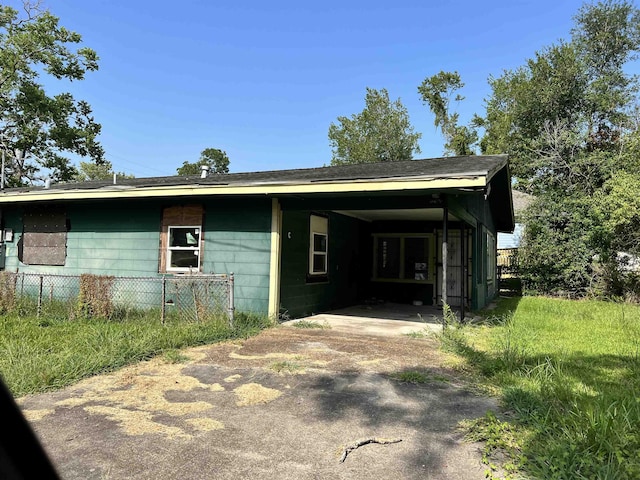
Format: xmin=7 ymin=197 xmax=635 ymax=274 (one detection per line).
xmin=332 ymin=208 xmax=459 ymax=222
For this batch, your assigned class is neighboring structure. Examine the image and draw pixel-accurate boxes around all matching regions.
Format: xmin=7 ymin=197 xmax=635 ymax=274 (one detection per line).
xmin=497 ymin=190 xmax=534 ymax=249
xmin=0 ymin=155 xmax=514 ymax=318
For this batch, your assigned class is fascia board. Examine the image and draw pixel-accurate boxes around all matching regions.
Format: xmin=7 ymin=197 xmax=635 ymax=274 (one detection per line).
xmin=0 ymin=176 xmax=487 ymax=203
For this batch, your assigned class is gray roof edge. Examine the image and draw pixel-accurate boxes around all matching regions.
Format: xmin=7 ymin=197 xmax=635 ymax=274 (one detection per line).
xmin=0 ymin=154 xmax=509 ymax=195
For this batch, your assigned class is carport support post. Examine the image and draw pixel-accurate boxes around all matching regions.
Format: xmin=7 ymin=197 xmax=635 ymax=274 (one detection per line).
xmin=461 ymin=223 xmax=466 ymax=322
xmin=442 ymin=203 xmax=448 ymax=325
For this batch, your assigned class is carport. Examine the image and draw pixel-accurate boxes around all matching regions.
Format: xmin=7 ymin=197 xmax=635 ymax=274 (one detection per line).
xmin=269 ymin=155 xmax=514 ymax=320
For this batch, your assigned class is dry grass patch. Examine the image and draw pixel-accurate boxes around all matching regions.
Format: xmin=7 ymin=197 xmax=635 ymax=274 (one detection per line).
xmin=233 ymin=383 xmax=282 ymax=406
xmin=21 ymin=409 xmax=54 ymax=422
xmin=186 ymin=418 xmax=225 ymax=431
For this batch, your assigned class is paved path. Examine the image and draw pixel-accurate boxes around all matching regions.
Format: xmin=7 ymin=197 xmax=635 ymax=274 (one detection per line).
xmin=19 ymin=319 xmax=496 ymax=479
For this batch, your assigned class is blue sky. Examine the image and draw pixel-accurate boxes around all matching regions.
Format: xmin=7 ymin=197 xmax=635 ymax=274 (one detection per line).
xmin=14 ymin=0 xmax=624 ymax=177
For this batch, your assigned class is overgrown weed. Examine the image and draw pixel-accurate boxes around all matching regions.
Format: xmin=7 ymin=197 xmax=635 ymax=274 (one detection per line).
xmin=445 ymin=296 xmax=640 ymax=479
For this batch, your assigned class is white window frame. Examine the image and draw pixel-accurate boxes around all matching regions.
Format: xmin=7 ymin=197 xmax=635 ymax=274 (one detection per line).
xmin=166 ymin=225 xmax=202 ymax=273
xmin=309 ymin=215 xmax=328 ymax=276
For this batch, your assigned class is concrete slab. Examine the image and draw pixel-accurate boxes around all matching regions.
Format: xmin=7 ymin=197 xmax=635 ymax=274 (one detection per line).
xmin=283 ymin=303 xmax=444 ymax=336
xmin=284 ymin=314 xmax=442 ymax=336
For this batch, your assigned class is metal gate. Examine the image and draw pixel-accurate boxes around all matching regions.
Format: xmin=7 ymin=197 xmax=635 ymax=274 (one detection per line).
xmin=435 ymin=229 xmax=472 ymax=307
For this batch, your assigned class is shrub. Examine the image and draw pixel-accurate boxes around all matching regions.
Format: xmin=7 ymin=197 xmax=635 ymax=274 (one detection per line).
xmin=75 ymin=274 xmax=115 ymax=319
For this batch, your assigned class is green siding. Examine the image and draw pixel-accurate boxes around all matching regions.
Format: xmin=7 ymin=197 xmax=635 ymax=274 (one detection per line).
xmin=201 ymin=198 xmax=271 ymax=313
xmin=3 ymin=202 xmax=160 ymax=276
xmin=449 ymin=193 xmax=498 ymax=310
xmin=1 ymin=197 xmax=272 ymax=314
xmin=280 ymin=210 xmax=368 ymax=318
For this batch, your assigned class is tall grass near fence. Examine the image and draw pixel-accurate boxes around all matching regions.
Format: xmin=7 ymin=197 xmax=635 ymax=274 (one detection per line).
xmin=0 ymin=310 xmax=272 ymax=397
xmin=0 ymin=272 xmax=234 ymax=323
xmin=441 ymin=297 xmax=640 ymax=479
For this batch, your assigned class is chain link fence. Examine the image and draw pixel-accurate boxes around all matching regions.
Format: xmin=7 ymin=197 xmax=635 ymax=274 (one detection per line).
xmin=0 ymin=272 xmax=234 ymax=324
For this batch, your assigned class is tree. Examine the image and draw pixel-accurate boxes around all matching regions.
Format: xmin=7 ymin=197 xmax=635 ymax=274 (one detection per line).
xmin=418 ymin=71 xmax=478 ymax=155
xmin=0 ymin=2 xmax=104 ymax=187
xmin=177 ymin=148 xmax=230 ymax=176
xmin=328 ymin=87 xmax=421 ymax=165
xmin=475 ymin=0 xmax=640 ymax=298
xmin=478 ymin=0 xmax=640 ymax=195
xmin=74 ymin=160 xmax=134 ymax=181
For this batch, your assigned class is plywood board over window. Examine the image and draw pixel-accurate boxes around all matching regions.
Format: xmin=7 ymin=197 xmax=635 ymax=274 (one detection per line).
xmin=159 ymin=205 xmax=204 ymax=273
xmin=21 ymin=209 xmax=68 ymax=265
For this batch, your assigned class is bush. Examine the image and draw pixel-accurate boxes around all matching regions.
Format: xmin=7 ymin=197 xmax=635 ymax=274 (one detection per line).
xmin=520 ymin=194 xmax=601 ymax=297
xmin=75 ymin=274 xmax=115 ymax=319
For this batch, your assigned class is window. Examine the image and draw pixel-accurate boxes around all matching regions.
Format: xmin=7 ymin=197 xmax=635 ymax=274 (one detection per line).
xmin=376 ymin=237 xmax=400 ymax=278
xmin=373 ymin=234 xmax=431 ymax=282
xmin=159 ymin=205 xmax=204 ymax=273
xmin=309 ymin=215 xmax=328 ymax=276
xmin=20 ymin=209 xmax=68 ymax=266
xmin=486 ymin=231 xmax=496 ymax=283
xmin=167 ymin=226 xmax=201 ymax=272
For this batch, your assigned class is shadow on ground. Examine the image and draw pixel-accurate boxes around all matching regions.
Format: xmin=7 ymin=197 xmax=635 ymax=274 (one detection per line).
xmin=18 ymin=323 xmax=497 ymax=480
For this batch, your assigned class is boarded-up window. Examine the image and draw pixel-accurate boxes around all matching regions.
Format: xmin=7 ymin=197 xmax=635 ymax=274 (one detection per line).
xmin=21 ymin=209 xmax=68 ymax=265
xmin=159 ymin=205 xmax=204 ymax=273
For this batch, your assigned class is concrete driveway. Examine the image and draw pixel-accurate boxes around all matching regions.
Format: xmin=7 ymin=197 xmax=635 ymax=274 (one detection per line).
xmin=18 ymin=317 xmax=496 ymax=480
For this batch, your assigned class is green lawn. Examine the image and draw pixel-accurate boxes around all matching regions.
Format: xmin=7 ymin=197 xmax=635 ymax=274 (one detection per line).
xmin=0 ymin=312 xmax=271 ymax=397
xmin=443 ymin=296 xmax=640 ymax=480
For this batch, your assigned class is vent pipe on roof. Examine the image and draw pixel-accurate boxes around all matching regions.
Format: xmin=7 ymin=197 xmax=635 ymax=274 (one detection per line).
xmin=200 ymin=165 xmax=210 ymax=179
xmin=113 ymin=173 xmax=117 ymax=185
xmin=44 ymin=178 xmax=51 ymax=189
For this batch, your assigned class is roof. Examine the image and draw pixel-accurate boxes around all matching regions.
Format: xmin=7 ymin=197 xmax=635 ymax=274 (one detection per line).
xmin=1 ymin=155 xmax=508 ymax=195
xmin=0 ymin=154 xmax=515 ymax=232
xmin=512 ymin=190 xmax=535 ymax=215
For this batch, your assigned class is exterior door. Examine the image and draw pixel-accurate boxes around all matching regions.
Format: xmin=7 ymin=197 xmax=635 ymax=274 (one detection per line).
xmin=436 ymin=229 xmax=471 ymax=307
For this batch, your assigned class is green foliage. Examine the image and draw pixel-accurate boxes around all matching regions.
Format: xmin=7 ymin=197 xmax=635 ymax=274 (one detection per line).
xmin=328 ymin=87 xmax=421 ymax=165
xmin=0 ymin=2 xmax=104 ymax=186
xmin=269 ymin=359 xmax=303 ymax=374
xmin=461 ymin=411 xmax=528 ymax=478
xmin=74 ymin=160 xmax=134 ymax=181
xmin=163 ymin=349 xmax=190 ymax=364
xmin=390 ymin=370 xmax=431 ymax=384
xmin=469 ymin=1 xmax=640 ymax=298
xmin=479 ymin=0 xmax=640 ymax=196
xmin=519 ymin=194 xmax=602 ymax=297
xmin=449 ymin=296 xmax=640 ymax=479
xmin=418 ymin=71 xmax=478 ymax=155
xmin=177 ymin=148 xmax=230 ymax=175
xmin=0 ymin=309 xmax=272 ymax=396
xmin=291 ymin=319 xmax=330 ymax=329
xmin=597 ymin=171 xmax=640 ymax=256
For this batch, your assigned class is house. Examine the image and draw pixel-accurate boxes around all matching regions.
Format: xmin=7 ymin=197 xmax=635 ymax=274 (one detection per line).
xmin=497 ymin=190 xmax=534 ymax=249
xmin=0 ymin=155 xmax=514 ymax=318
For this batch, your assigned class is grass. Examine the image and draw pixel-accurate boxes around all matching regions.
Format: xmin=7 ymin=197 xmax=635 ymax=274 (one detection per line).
xmin=441 ymin=296 xmax=640 ymax=479
xmin=0 ymin=311 xmax=272 ymax=397
xmin=268 ymin=360 xmax=304 ymax=374
xmin=290 ymin=319 xmax=330 ymax=329
xmin=390 ymin=369 xmax=450 ymax=385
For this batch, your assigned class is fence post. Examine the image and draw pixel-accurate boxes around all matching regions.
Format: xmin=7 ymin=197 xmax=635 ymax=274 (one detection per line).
xmin=37 ymin=275 xmax=43 ymax=318
xmin=228 ymin=273 xmax=235 ymax=326
xmin=161 ymin=275 xmax=166 ymax=325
